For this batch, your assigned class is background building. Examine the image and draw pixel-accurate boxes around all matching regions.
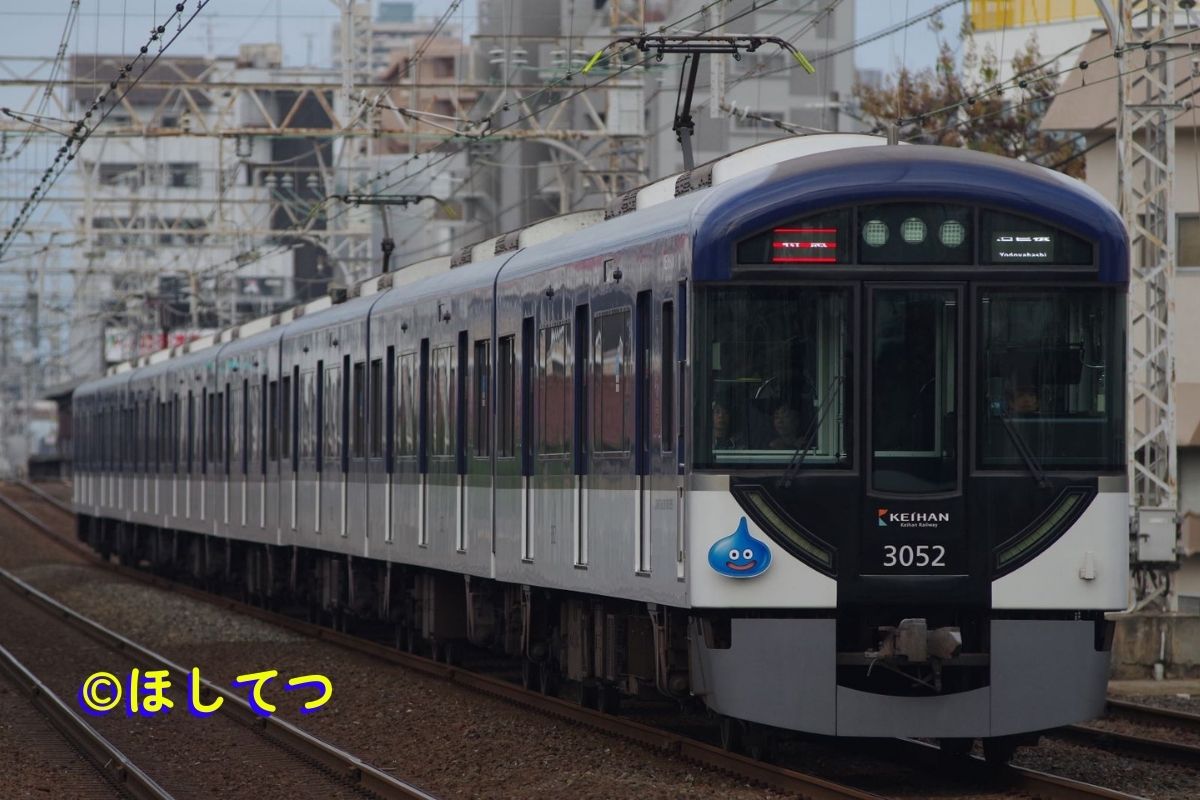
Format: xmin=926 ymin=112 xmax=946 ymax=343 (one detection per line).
xmin=1042 ymin=29 xmax=1200 ymax=611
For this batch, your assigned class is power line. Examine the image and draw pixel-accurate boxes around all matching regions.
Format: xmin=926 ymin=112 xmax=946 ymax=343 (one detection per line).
xmin=0 ymin=0 xmax=214 ymax=261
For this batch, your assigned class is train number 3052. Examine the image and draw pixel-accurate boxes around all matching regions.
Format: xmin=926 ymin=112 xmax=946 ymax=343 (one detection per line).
xmin=882 ymin=544 xmax=947 ymax=568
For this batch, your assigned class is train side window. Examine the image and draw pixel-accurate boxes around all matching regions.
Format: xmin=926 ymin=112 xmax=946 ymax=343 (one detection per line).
xmin=396 ymin=351 xmax=417 ymax=458
xmin=636 ymin=290 xmax=651 ymax=475
xmin=538 ymin=322 xmax=571 ymax=456
xmin=259 ymin=377 xmax=267 ymax=474
xmin=288 ymin=367 xmax=298 ymax=471
xmin=338 ymin=355 xmax=350 ymax=472
xmin=418 ymin=339 xmax=430 ymax=473
xmin=299 ymin=367 xmax=312 ymax=467
xmin=280 ymin=369 xmax=291 ymax=466
xmin=457 ymin=332 xmax=468 ymax=473
xmin=268 ymin=379 xmax=279 ymax=462
xmin=188 ymin=392 xmax=195 ymax=474
xmin=431 ymin=343 xmax=456 ymax=458
xmin=225 ymin=384 xmax=232 ymax=474
xmin=593 ymin=308 xmax=632 ymax=454
xmin=474 ymin=339 xmax=489 ymax=457
xmin=352 ymin=359 xmax=366 ymax=459
xmin=521 ymin=317 xmax=534 ymax=476
xmin=573 ymin=305 xmax=589 ymax=475
xmin=200 ymin=389 xmax=207 ymax=473
xmin=315 ymin=360 xmax=324 ymax=472
xmin=369 ymin=357 xmax=383 ymax=459
xmin=497 ymin=335 xmax=516 ymax=458
xmin=160 ymin=399 xmax=167 ymax=470
xmin=661 ymin=301 xmax=674 ymax=453
xmin=385 ymin=347 xmax=395 ymax=470
xmin=241 ymin=378 xmax=250 ymax=475
xmin=342 ymin=354 xmax=351 ymax=471
xmin=208 ymin=390 xmax=216 ymax=467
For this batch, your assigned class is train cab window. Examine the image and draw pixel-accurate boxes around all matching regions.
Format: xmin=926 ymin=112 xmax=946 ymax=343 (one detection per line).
xmin=431 ymin=344 xmax=456 ymax=458
xmin=978 ymin=288 xmax=1124 ymax=470
xmin=474 ymin=339 xmax=490 ymax=457
xmin=871 ymin=288 xmax=959 ymax=494
xmin=538 ymin=322 xmax=571 ymax=456
xmin=695 ymin=287 xmax=850 ymax=469
xmin=497 ymin=335 xmax=516 ymax=458
xmin=396 ymin=352 xmax=417 ymax=458
xmin=353 ymin=360 xmax=366 ymax=459
xmin=593 ymin=309 xmax=632 ymax=454
xmin=369 ymin=358 xmax=383 ymax=459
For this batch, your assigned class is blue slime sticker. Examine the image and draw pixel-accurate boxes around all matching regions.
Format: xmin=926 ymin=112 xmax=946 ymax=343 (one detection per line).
xmin=707 ymin=517 xmax=772 ymax=578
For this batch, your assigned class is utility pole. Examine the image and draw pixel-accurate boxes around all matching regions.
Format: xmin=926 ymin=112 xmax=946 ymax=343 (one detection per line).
xmin=1097 ymin=0 xmax=1180 ymax=610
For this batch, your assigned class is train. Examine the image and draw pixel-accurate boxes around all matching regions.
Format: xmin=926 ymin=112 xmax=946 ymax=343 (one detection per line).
xmin=72 ymin=134 xmax=1129 ymax=762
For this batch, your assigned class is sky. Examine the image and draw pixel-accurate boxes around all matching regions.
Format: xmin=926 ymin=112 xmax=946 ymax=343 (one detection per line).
xmin=0 ymin=1 xmax=963 ymax=73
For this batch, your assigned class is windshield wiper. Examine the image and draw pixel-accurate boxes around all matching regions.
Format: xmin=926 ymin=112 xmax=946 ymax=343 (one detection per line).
xmin=997 ymin=409 xmax=1050 ymax=489
xmin=779 ymin=374 xmax=843 ymax=488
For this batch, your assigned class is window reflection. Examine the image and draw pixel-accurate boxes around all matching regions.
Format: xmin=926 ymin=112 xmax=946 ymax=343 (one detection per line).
xmin=979 ymin=289 xmax=1124 ymax=469
xmin=696 ymin=287 xmax=850 ymax=468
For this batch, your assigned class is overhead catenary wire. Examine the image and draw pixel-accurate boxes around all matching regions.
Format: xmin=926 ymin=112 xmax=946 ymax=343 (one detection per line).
xmin=177 ymin=0 xmax=793 ymax=291
xmin=0 ymin=0 xmax=215 ymax=262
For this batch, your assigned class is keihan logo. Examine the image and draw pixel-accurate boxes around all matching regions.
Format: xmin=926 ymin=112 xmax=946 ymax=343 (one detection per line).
xmin=878 ymin=509 xmax=951 ymax=527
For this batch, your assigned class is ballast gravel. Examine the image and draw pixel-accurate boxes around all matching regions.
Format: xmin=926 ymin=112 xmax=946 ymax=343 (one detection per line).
xmin=13 ymin=562 xmax=778 ymax=800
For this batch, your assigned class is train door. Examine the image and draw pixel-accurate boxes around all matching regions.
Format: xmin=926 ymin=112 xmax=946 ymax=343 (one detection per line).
xmin=850 ymin=283 xmax=975 ymax=604
xmin=589 ymin=293 xmax=636 ymax=574
xmin=531 ymin=305 xmax=573 ymax=568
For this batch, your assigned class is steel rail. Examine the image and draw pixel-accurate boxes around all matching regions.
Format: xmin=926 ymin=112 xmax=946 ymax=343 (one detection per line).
xmin=894 ymin=739 xmax=1148 ymax=800
xmin=0 ymin=483 xmax=883 ymax=800
xmin=1107 ymin=698 xmax=1200 ymax=735
xmin=0 ymin=497 xmax=438 ymax=800
xmin=0 ymin=641 xmax=174 ymax=800
xmin=16 ymin=478 xmax=73 ymax=516
xmin=1053 ymin=724 xmax=1200 ymax=767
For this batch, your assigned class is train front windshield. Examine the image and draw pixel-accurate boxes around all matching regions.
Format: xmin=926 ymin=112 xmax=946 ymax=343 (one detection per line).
xmin=693 ymin=286 xmax=852 ymax=469
xmin=696 ymin=205 xmax=1125 ymax=480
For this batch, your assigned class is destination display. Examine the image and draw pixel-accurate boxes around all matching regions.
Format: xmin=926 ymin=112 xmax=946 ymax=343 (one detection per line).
xmin=990 ymin=231 xmax=1054 ymax=262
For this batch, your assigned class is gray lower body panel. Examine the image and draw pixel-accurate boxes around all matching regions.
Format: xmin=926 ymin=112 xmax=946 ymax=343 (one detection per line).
xmin=690 ymin=617 xmax=1108 ymax=737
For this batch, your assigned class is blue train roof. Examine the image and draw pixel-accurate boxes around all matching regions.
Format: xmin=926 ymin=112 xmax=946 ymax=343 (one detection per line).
xmin=690 ymin=144 xmax=1129 ymax=284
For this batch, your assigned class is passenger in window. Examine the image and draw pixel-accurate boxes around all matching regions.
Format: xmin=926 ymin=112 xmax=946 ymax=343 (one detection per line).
xmin=1007 ymin=384 xmax=1040 ymax=414
xmin=768 ymin=405 xmax=802 ymax=450
xmin=711 ymin=401 xmax=746 ymax=450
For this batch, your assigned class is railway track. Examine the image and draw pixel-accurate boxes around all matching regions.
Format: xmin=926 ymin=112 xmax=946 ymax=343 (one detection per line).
xmin=0 ymin=489 xmax=436 ymax=800
xmin=1048 ymin=701 xmax=1200 ymax=768
xmin=0 ymin=481 xmax=1148 ymax=800
xmin=0 ymin=640 xmax=170 ymax=799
